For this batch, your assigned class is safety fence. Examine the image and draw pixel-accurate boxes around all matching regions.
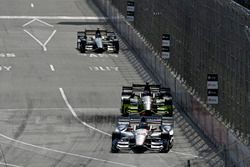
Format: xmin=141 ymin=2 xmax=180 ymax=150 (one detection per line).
xmin=111 ymin=0 xmax=250 ymax=145
xmin=92 ymin=0 xmax=250 ymax=166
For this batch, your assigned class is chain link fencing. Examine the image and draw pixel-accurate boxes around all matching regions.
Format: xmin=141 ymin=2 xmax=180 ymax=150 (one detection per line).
xmin=111 ymin=0 xmax=250 ymax=145
xmin=92 ymin=0 xmax=250 ymax=166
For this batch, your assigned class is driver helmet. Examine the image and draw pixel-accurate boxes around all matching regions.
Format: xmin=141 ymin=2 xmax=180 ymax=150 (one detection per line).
xmin=139 ymin=117 xmax=148 ymax=129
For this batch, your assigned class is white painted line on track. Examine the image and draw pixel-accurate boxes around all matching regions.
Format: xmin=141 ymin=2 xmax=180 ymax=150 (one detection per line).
xmin=23 ymin=29 xmax=56 ymax=51
xmin=0 ymin=16 xmax=107 ymax=20
xmin=23 ymin=29 xmax=45 ymax=50
xmin=0 ymin=162 xmax=23 ymax=167
xmin=23 ymin=18 xmax=54 ymax=27
xmin=59 ymin=88 xmax=111 ymax=137
xmin=22 ymin=18 xmax=36 ymax=27
xmin=99 ymin=66 xmax=105 ymax=71
xmin=35 ymin=19 xmax=54 ymax=27
xmin=30 ymin=3 xmax=34 ymax=8
xmin=0 ymin=134 xmax=136 ymax=167
xmin=49 ymin=64 xmax=55 ymax=71
xmin=43 ymin=30 xmax=57 ymax=51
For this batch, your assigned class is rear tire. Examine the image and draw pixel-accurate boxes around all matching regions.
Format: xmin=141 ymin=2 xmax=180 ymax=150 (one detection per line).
xmin=169 ymin=138 xmax=174 ymax=149
xmin=80 ymin=41 xmax=86 ymax=53
xmin=111 ymin=132 xmax=121 ymax=153
xmin=114 ymin=41 xmax=119 ymax=53
xmin=121 ymin=108 xmax=129 ymax=116
xmin=77 ymin=42 xmax=80 ymax=49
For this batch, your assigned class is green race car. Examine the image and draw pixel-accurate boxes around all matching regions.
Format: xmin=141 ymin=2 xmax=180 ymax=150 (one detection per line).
xmin=120 ymin=83 xmax=174 ymax=117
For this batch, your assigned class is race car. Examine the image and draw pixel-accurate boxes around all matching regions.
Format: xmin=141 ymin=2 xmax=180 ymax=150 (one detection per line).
xmin=111 ymin=116 xmax=174 ymax=153
xmin=77 ymin=29 xmax=119 ymax=53
xmin=120 ymin=83 xmax=174 ymax=116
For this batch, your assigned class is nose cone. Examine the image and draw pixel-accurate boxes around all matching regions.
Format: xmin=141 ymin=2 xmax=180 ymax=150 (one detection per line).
xmin=135 ymin=129 xmax=147 ymax=146
xmin=95 ymin=38 xmax=103 ymax=48
xmin=142 ymin=96 xmax=152 ymax=110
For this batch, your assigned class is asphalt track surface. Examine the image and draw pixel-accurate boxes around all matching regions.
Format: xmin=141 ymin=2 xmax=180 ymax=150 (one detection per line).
xmin=0 ymin=0 xmax=224 ymax=167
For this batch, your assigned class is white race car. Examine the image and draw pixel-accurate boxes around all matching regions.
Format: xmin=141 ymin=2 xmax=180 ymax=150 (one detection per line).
xmin=111 ymin=116 xmax=174 ymax=153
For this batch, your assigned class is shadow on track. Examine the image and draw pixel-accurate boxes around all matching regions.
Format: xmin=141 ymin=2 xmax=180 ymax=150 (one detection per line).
xmin=57 ymin=22 xmax=107 ymax=26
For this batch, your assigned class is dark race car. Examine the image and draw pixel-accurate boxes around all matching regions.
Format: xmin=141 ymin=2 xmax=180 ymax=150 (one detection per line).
xmin=77 ymin=29 xmax=119 ymax=53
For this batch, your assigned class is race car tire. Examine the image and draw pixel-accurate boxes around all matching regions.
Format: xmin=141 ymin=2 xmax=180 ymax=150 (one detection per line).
xmin=111 ymin=138 xmax=120 ymax=153
xmin=121 ymin=109 xmax=129 ymax=117
xmin=160 ymin=139 xmax=170 ymax=153
xmin=80 ymin=42 xmax=86 ymax=53
xmin=114 ymin=41 xmax=119 ymax=53
xmin=77 ymin=42 xmax=80 ymax=49
xmin=169 ymin=139 xmax=174 ymax=149
xmin=111 ymin=133 xmax=121 ymax=153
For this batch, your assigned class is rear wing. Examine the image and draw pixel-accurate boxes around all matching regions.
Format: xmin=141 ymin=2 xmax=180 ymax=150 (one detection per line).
xmin=117 ymin=116 xmax=167 ymax=125
xmin=77 ymin=31 xmax=86 ymax=38
xmin=131 ymin=84 xmax=171 ymax=95
xmin=132 ymin=84 xmax=161 ymax=92
xmin=85 ymin=30 xmax=107 ymax=36
xmin=160 ymin=87 xmax=172 ymax=96
xmin=117 ymin=117 xmax=130 ymax=125
xmin=107 ymin=31 xmax=116 ymax=38
xmin=121 ymin=86 xmax=133 ymax=97
xmin=162 ymin=116 xmax=174 ymax=126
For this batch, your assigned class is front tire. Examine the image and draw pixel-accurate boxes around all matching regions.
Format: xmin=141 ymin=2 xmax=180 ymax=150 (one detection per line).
xmin=160 ymin=139 xmax=170 ymax=153
xmin=160 ymin=133 xmax=170 ymax=153
xmin=111 ymin=139 xmax=120 ymax=153
xmin=111 ymin=132 xmax=121 ymax=153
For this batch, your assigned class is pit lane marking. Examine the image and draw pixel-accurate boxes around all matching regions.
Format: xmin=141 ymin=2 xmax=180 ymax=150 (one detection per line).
xmin=23 ymin=29 xmax=44 ymax=49
xmin=35 ymin=19 xmax=54 ymax=27
xmin=22 ymin=19 xmax=37 ymax=27
xmin=49 ymin=64 xmax=55 ymax=71
xmin=23 ymin=29 xmax=56 ymax=51
xmin=23 ymin=18 xmax=54 ymax=27
xmin=0 ymin=53 xmax=16 ymax=57
xmin=0 ymin=162 xmax=23 ymax=167
xmin=59 ymin=88 xmax=111 ymax=137
xmin=0 ymin=66 xmax=12 ymax=71
xmin=43 ymin=30 xmax=57 ymax=51
xmin=0 ymin=134 xmax=136 ymax=167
